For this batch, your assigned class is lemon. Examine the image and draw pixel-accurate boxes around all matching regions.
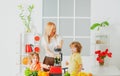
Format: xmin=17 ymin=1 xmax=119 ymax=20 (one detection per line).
xmin=42 ymin=71 xmax=49 ymax=76
xmin=77 ymin=72 xmax=87 ymax=76
xmin=38 ymin=70 xmax=42 ymax=76
xmin=71 ymin=71 xmax=77 ymax=76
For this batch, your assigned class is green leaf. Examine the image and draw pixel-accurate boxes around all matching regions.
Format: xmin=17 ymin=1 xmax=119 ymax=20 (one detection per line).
xmin=101 ymin=21 xmax=109 ymax=26
xmin=18 ymin=4 xmax=34 ymax=32
xmin=28 ymin=4 xmax=34 ymax=12
xmin=90 ymin=23 xmax=100 ymax=30
xmin=18 ymin=5 xmax=23 ymax=10
xmin=90 ymin=21 xmax=110 ymax=31
xmin=24 ymin=68 xmax=32 ymax=76
xmin=30 ymin=4 xmax=34 ymax=9
xmin=31 ymin=71 xmax=38 ymax=76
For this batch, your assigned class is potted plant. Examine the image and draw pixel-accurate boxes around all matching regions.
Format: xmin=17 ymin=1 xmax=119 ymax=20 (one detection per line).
xmin=90 ymin=21 xmax=110 ymax=45
xmin=18 ymin=4 xmax=34 ymax=32
xmin=95 ymin=48 xmax=112 ymax=66
xmin=90 ymin=21 xmax=109 ymax=31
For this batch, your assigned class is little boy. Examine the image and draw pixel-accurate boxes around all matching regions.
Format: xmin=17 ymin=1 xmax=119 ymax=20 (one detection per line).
xmin=66 ymin=41 xmax=83 ymax=74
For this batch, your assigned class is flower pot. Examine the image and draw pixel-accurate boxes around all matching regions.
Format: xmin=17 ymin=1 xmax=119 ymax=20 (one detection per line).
xmin=99 ymin=62 xmax=104 ymax=66
xmin=99 ymin=57 xmax=110 ymax=66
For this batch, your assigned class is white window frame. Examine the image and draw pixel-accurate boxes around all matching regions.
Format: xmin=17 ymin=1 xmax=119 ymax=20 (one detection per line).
xmin=41 ymin=0 xmax=91 ymax=56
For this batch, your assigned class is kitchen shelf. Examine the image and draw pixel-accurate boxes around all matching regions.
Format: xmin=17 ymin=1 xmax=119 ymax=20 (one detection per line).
xmin=95 ymin=33 xmax=110 ymax=51
xmin=17 ymin=32 xmax=41 ymax=75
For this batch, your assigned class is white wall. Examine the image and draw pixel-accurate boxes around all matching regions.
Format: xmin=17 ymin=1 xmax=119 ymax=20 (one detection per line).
xmin=0 ymin=0 xmax=120 ymax=76
xmin=0 ymin=0 xmax=17 ymax=76
xmin=91 ymin=0 xmax=120 ymax=69
xmin=0 ymin=0 xmax=42 ymax=76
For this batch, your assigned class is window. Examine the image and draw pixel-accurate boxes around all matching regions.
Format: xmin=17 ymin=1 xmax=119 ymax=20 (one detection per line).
xmin=42 ymin=0 xmax=91 ymax=56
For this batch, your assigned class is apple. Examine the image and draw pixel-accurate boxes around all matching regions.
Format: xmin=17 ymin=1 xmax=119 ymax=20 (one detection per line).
xmin=64 ymin=71 xmax=70 ymax=76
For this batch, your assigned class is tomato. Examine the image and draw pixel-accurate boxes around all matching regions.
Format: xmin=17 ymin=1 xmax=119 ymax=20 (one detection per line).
xmin=34 ymin=47 xmax=40 ymax=52
xmin=34 ymin=36 xmax=40 ymax=41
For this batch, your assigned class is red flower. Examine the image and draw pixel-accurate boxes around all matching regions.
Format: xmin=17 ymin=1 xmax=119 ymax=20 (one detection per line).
xmin=98 ymin=58 xmax=104 ymax=63
xmin=105 ymin=48 xmax=108 ymax=54
xmin=107 ymin=52 xmax=112 ymax=58
xmin=101 ymin=51 xmax=106 ymax=57
xmin=96 ymin=57 xmax=101 ymax=61
xmin=95 ymin=48 xmax=112 ymax=64
xmin=95 ymin=50 xmax=101 ymax=54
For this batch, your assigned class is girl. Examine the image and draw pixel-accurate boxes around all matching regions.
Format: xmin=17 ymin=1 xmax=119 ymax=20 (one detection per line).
xmin=66 ymin=41 xmax=83 ymax=74
xmin=28 ymin=52 xmax=49 ymax=71
xmin=41 ymin=22 xmax=63 ymax=71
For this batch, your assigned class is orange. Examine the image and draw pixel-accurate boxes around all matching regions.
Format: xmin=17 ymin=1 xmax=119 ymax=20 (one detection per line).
xmin=22 ymin=56 xmax=29 ymax=65
xmin=88 ymin=73 xmax=92 ymax=76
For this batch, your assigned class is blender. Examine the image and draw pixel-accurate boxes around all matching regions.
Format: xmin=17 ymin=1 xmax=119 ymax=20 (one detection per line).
xmin=49 ymin=48 xmax=62 ymax=76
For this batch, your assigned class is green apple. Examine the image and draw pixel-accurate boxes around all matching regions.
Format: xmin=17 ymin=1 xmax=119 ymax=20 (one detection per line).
xmin=64 ymin=71 xmax=70 ymax=76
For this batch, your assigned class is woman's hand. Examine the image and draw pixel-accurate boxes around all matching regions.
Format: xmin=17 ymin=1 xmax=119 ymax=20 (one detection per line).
xmin=56 ymin=45 xmax=61 ymax=48
xmin=42 ymin=64 xmax=50 ymax=70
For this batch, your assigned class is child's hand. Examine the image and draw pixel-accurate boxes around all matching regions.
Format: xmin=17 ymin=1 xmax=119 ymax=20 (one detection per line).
xmin=66 ymin=61 xmax=69 ymax=66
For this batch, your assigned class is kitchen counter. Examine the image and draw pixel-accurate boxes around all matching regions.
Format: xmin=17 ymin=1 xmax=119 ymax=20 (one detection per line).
xmin=62 ymin=56 xmax=120 ymax=76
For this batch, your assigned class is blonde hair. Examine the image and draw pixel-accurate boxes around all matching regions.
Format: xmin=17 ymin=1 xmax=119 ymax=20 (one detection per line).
xmin=70 ymin=41 xmax=82 ymax=53
xmin=44 ymin=22 xmax=56 ymax=43
xmin=29 ymin=52 xmax=40 ymax=64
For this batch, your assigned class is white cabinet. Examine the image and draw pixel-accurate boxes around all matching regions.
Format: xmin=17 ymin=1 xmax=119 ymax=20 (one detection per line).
xmin=95 ymin=32 xmax=110 ymax=51
xmin=17 ymin=33 xmax=41 ymax=75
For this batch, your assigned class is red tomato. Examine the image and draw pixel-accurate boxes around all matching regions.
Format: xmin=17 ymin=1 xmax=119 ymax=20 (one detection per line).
xmin=34 ymin=36 xmax=40 ymax=41
xmin=34 ymin=47 xmax=40 ymax=52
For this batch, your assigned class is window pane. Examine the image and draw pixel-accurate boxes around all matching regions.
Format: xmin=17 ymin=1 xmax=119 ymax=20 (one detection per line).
xmin=43 ymin=0 xmax=57 ymax=17
xmin=42 ymin=19 xmax=58 ymax=33
xmin=59 ymin=0 xmax=74 ymax=17
xmin=62 ymin=38 xmax=73 ymax=56
xmin=59 ymin=19 xmax=73 ymax=36
xmin=75 ymin=38 xmax=90 ymax=56
xmin=75 ymin=19 xmax=90 ymax=36
xmin=75 ymin=0 xmax=90 ymax=17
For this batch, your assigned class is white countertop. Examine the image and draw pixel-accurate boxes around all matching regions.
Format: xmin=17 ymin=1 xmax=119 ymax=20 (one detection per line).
xmin=89 ymin=65 xmax=120 ymax=76
xmin=62 ymin=56 xmax=120 ymax=76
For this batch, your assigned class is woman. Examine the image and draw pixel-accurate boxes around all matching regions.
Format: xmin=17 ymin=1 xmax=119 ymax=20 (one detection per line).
xmin=41 ymin=22 xmax=63 ymax=71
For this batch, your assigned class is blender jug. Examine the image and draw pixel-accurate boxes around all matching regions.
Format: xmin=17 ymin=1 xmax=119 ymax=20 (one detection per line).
xmin=49 ymin=48 xmax=62 ymax=76
xmin=54 ymin=48 xmax=62 ymax=66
